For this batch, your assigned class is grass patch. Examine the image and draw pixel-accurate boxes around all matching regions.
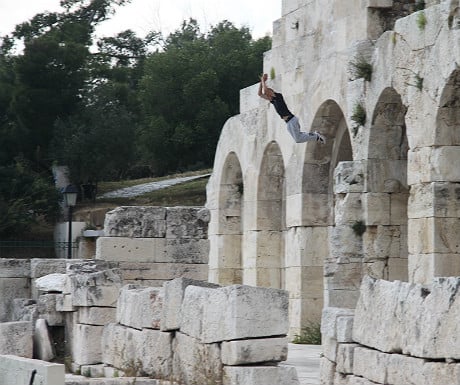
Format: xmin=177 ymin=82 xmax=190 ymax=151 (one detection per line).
xmin=417 ymin=11 xmax=427 ymax=30
xmin=292 ymin=322 xmax=322 ymax=345
xmin=349 ymin=55 xmax=372 ymax=82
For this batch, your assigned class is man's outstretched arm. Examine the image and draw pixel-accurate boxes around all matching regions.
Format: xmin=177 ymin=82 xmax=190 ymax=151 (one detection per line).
xmin=258 ymin=73 xmax=271 ymax=101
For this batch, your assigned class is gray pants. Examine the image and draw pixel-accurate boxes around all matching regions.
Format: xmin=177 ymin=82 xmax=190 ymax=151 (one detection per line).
xmin=286 ymin=116 xmax=317 ymax=143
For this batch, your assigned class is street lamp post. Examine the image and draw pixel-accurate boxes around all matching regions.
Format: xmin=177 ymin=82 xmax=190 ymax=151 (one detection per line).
xmin=62 ymin=185 xmax=78 ymax=259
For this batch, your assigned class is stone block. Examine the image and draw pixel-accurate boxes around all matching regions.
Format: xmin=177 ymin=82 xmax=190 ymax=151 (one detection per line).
xmin=409 ymin=253 xmax=460 ymax=284
xmin=322 ymin=308 xmax=355 ymax=342
xmin=12 ymin=299 xmax=38 ymax=323
xmin=180 ymin=284 xmax=289 ymax=343
xmin=333 ymin=161 xmax=365 ymax=194
xmin=118 ymin=261 xmax=208 ymax=282
xmin=77 ymin=307 xmax=116 ymax=326
xmin=34 ymin=319 xmax=55 ymax=362
xmin=409 ymin=182 xmax=460 ymax=219
xmin=95 ymin=237 xmax=167 ymax=262
xmin=102 ymin=323 xmax=141 ymax=370
xmin=80 ymin=364 xmax=104 ymax=378
xmin=103 ymin=206 xmax=166 ymax=237
xmin=35 ymin=273 xmax=69 ymax=293
xmin=336 ymin=343 xmax=358 ymax=374
xmin=67 ymin=262 xmax=122 ymax=307
xmin=172 ymin=332 xmax=222 ymax=385
xmin=55 ymin=294 xmax=75 ymax=312
xmin=117 ymin=285 xmax=163 ymax=330
xmin=0 ymin=355 xmax=65 ymax=385
xmin=336 ymin=316 xmax=354 ymax=343
xmin=141 ymin=328 xmax=173 ymax=379
xmin=0 ymin=278 xmax=31 ymax=322
xmin=164 ymin=238 xmax=209 ymax=264
xmin=353 ymin=276 xmax=460 ymax=359
xmin=286 ymin=193 xmax=332 ymax=227
xmin=284 ymin=226 xmax=328 ymax=267
xmin=31 ymin=259 xmax=67 ymax=278
xmin=223 ymin=365 xmax=299 ymax=385
xmin=221 ymin=337 xmax=288 ymax=365
xmin=319 ymin=357 xmax=336 ymax=385
xmin=334 ymin=193 xmax=364 ymax=225
xmin=0 ymin=321 xmax=33 ymax=357
xmin=408 ymin=217 xmax=460 ymax=254
xmin=71 ymin=323 xmax=104 ymax=365
xmin=208 ymin=234 xmax=243 ymax=269
xmin=352 ymin=347 xmax=388 ymax=384
xmin=362 ymin=225 xmax=404 ymax=262
xmin=166 ymin=207 xmax=210 ymax=239
xmin=160 ymin=277 xmax=220 ymax=331
xmin=37 ymin=294 xmax=63 ymax=326
xmin=322 ymin=336 xmax=338 ymax=362
xmin=0 ymin=259 xmax=30 ymax=278
xmin=363 ymin=193 xmax=390 ymax=225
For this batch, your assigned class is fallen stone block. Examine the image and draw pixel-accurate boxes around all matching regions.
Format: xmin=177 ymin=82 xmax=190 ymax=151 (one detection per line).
xmin=336 ymin=343 xmax=358 ymax=374
xmin=166 ymin=207 xmax=210 ymax=239
xmin=78 ymin=307 xmax=116 ymax=326
xmin=103 ymin=206 xmax=166 ymax=238
xmin=160 ymin=277 xmax=220 ymax=331
xmin=0 ymin=321 xmax=33 ymax=357
xmin=164 ymin=238 xmax=209 ymax=264
xmin=79 ymin=363 xmax=105 ymax=378
xmin=353 ymin=275 xmax=460 ymax=359
xmin=117 ymin=285 xmax=163 ymax=330
xmin=0 ymin=355 xmax=64 ymax=385
xmin=67 ymin=261 xmax=122 ymax=307
xmin=33 ymin=319 xmax=55 ymax=362
xmin=172 ymin=332 xmax=222 ymax=385
xmin=221 ymin=337 xmax=288 ymax=365
xmin=55 ymin=294 xmax=75 ymax=312
xmin=141 ymin=328 xmax=173 ymax=379
xmin=223 ymin=365 xmax=299 ymax=385
xmin=95 ymin=237 xmax=167 ymax=262
xmin=180 ymin=284 xmax=289 ymax=343
xmin=102 ymin=323 xmax=142 ymax=371
xmin=71 ymin=323 xmax=104 ymax=365
xmin=35 ymin=273 xmax=69 ymax=293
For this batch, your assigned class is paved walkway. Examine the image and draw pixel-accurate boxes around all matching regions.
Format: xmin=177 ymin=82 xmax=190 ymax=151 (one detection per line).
xmin=100 ymin=173 xmax=211 ymax=199
xmin=283 ymin=344 xmax=322 ymax=385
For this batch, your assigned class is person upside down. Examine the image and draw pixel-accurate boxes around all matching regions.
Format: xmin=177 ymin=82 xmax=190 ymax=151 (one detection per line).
xmin=258 ymin=73 xmax=325 ymax=144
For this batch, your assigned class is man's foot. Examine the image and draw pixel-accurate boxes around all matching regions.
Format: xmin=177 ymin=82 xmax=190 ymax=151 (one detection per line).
xmin=314 ymin=131 xmax=326 ymax=144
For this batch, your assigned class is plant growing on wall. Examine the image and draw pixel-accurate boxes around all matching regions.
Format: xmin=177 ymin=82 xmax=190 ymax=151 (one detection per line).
xmin=351 ymin=102 xmax=366 ymax=136
xmin=270 ymin=67 xmax=276 ymax=79
xmin=417 ymin=11 xmax=427 ymax=30
xmin=349 ymin=55 xmax=373 ymax=81
xmin=352 ymin=220 xmax=366 ymax=237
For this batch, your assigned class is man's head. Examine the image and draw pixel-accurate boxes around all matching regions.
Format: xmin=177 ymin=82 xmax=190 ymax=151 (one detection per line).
xmin=265 ymin=87 xmax=276 ymax=99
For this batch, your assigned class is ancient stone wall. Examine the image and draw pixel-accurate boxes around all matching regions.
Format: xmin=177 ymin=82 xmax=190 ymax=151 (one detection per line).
xmin=321 ymin=276 xmax=460 ymax=385
xmin=207 ymin=0 xmax=460 ymax=343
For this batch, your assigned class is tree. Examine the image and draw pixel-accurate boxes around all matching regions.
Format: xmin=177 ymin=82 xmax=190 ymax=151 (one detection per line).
xmin=138 ymin=19 xmax=271 ymax=175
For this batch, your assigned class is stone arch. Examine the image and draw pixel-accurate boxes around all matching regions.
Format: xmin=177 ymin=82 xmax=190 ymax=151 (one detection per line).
xmin=209 ymin=151 xmax=243 ymax=285
xmin=365 ymin=87 xmax=409 ymax=282
xmin=244 ymin=141 xmax=286 ymax=289
xmin=409 ymin=69 xmax=460 ymax=282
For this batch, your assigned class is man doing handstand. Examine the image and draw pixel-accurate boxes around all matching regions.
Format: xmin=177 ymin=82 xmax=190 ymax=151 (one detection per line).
xmin=258 ymin=73 xmax=325 ymax=144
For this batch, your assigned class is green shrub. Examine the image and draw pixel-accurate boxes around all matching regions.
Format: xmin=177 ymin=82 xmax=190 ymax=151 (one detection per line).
xmin=417 ymin=11 xmax=427 ymax=30
xmin=349 ymin=55 xmax=372 ymax=81
xmin=292 ymin=322 xmax=322 ymax=345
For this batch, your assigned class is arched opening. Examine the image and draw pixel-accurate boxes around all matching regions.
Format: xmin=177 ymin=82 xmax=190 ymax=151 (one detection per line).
xmin=209 ymin=152 xmax=243 ymax=285
xmin=366 ymin=87 xmax=408 ymax=282
xmin=245 ymin=141 xmax=285 ymax=289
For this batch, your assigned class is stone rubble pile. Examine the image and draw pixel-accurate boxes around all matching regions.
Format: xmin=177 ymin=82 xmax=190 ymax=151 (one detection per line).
xmin=320 ymin=275 xmax=460 ymax=385
xmin=98 ymin=277 xmax=298 ymax=385
xmin=97 ymin=206 xmax=210 ymax=286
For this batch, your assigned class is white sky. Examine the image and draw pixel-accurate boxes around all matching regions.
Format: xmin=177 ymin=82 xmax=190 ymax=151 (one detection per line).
xmin=0 ymin=0 xmax=280 ymax=40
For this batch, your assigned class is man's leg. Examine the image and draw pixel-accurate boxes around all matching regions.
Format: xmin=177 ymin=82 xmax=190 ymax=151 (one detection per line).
xmin=286 ymin=116 xmax=325 ymax=144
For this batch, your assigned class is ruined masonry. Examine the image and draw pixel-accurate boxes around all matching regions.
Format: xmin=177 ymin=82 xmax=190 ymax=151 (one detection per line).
xmin=205 ymin=0 xmax=460 ymax=384
xmin=1 ymin=0 xmax=460 ymax=384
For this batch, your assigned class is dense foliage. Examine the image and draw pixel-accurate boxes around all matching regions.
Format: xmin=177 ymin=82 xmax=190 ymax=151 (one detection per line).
xmin=0 ymin=0 xmax=270 ymax=237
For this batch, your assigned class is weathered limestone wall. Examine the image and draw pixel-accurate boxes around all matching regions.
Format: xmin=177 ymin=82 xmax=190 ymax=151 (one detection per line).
xmin=207 ymin=0 xmax=460 ymax=339
xmin=321 ymin=275 xmax=460 ymax=385
xmin=97 ymin=206 xmax=209 ymax=286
